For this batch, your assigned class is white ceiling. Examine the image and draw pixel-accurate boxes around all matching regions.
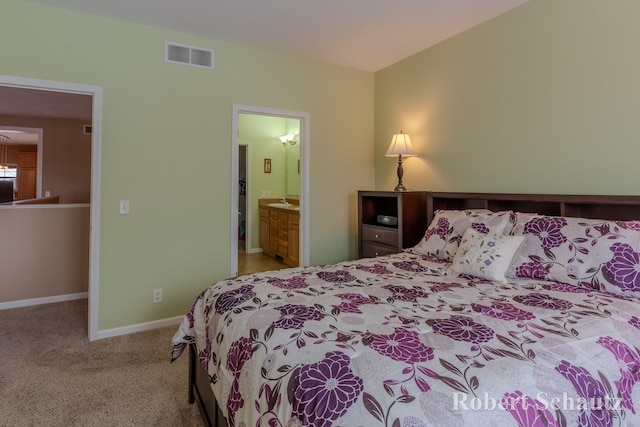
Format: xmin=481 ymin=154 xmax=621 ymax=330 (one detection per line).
xmin=25 ymin=0 xmax=528 ymax=72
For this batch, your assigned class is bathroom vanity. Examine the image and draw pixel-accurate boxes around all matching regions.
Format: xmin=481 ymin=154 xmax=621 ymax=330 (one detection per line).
xmin=258 ymin=199 xmax=299 ymax=266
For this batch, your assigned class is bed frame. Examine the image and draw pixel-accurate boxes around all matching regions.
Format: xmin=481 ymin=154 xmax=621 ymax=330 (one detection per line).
xmin=187 ymin=191 xmax=640 ymax=427
xmin=427 ymin=192 xmax=640 ymax=224
xmin=189 ymin=344 xmax=227 ymax=427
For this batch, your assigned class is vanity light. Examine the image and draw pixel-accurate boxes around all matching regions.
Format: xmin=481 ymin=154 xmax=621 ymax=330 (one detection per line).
xmin=385 ymin=131 xmax=416 ymax=192
xmin=279 ymin=134 xmax=297 ymax=146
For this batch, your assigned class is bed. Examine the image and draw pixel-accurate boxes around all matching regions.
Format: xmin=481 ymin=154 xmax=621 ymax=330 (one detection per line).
xmin=172 ymin=192 xmax=640 ymax=427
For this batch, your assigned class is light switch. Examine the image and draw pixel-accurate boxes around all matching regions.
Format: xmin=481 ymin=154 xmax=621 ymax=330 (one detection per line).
xmin=119 ymin=200 xmax=130 ymax=215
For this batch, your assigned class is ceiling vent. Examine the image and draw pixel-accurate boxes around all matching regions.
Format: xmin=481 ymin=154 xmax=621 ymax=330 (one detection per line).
xmin=165 ymin=42 xmax=215 ymax=69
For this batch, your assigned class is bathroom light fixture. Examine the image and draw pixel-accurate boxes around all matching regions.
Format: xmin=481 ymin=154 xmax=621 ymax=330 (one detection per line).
xmin=385 ymin=131 xmax=416 ymax=191
xmin=279 ymin=134 xmax=297 ymax=146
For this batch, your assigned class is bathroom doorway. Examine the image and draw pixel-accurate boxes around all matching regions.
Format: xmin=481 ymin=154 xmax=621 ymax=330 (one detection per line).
xmin=231 ymin=104 xmax=310 ymax=277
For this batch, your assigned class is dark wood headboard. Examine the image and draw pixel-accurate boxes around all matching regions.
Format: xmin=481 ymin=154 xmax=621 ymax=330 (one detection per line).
xmin=427 ymin=192 xmax=640 ymax=225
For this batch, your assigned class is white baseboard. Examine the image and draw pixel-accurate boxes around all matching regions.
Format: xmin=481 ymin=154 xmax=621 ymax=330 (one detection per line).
xmin=95 ymin=315 xmax=184 ymax=340
xmin=0 ymin=292 xmax=185 ymax=340
xmin=247 ymin=247 xmax=263 ymax=254
xmin=0 ymin=292 xmax=88 ymax=310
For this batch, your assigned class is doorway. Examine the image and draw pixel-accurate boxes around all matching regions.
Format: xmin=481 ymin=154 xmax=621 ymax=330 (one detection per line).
xmin=0 ymin=74 xmax=102 ymax=341
xmin=231 ymin=104 xmax=310 ymax=277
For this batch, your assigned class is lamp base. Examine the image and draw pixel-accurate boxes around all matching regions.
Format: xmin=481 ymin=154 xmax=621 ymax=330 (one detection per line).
xmin=393 ymin=156 xmax=409 ymax=191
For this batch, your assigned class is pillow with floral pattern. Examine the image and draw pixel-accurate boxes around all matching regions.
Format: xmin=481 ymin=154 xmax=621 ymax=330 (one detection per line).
xmin=410 ymin=209 xmax=514 ymax=261
xmin=507 ymin=212 xmax=640 ymax=297
xmin=450 ymin=228 xmax=525 ymax=283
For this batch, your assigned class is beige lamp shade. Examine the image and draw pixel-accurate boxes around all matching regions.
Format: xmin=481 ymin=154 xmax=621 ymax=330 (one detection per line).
xmin=385 ymin=131 xmax=416 ymax=191
xmin=385 ymin=131 xmax=416 ymax=157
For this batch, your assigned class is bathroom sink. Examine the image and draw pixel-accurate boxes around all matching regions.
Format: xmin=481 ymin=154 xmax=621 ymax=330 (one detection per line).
xmin=267 ymin=203 xmax=299 ymax=210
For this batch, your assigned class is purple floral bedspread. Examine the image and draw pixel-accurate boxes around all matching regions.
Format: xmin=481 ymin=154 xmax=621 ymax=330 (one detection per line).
xmin=171 ymin=252 xmax=640 ymax=427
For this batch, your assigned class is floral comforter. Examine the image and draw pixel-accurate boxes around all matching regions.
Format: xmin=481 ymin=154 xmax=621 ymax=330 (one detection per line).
xmin=171 ymin=252 xmax=640 ymax=427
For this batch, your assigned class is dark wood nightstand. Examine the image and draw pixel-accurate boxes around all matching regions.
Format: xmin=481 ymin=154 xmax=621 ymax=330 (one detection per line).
xmin=358 ymin=191 xmax=429 ymax=258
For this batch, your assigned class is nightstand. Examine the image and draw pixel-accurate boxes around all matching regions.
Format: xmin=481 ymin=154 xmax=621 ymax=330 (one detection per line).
xmin=358 ymin=191 xmax=429 ymax=258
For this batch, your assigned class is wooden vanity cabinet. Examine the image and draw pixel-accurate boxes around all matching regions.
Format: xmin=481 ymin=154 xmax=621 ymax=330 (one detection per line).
xmin=259 ymin=204 xmax=300 ymax=267
xmin=269 ymin=209 xmax=279 ymax=254
xmin=288 ymin=214 xmax=299 ymax=265
xmin=259 ymin=207 xmax=270 ymax=249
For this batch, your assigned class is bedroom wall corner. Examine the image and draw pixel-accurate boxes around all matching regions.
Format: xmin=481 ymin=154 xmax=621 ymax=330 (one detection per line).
xmin=374 ymin=0 xmax=640 ymax=196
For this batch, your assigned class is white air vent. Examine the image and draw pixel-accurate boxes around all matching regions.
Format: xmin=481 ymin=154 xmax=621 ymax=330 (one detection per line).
xmin=165 ymin=42 xmax=215 ymax=69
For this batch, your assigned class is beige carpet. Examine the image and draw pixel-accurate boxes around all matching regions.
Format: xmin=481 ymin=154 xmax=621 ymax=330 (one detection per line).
xmin=0 ymin=299 xmax=202 ymax=426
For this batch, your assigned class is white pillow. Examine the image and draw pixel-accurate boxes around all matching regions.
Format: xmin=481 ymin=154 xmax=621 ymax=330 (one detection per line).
xmin=411 ymin=209 xmax=514 ymax=261
xmin=450 ymin=228 xmax=524 ymax=283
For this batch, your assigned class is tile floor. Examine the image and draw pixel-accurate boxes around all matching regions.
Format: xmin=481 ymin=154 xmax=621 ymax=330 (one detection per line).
xmin=237 ymin=252 xmax=288 ymax=276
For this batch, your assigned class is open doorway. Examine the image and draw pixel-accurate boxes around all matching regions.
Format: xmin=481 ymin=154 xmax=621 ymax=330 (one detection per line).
xmin=236 ymin=139 xmax=284 ymax=275
xmin=231 ymin=104 xmax=310 ymax=277
xmin=0 ymin=75 xmax=102 ymax=340
xmin=236 ymin=115 xmax=301 ymax=275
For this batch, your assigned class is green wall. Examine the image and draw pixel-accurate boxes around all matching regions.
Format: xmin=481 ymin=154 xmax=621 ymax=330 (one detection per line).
xmin=375 ymin=0 xmax=640 ymax=195
xmin=1 ymin=0 xmax=374 ymax=330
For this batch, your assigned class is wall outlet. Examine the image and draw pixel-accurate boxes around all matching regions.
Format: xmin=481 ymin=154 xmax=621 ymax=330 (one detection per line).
xmin=45 ymin=191 xmax=51 ymax=197
xmin=119 ymin=200 xmax=130 ymax=215
xmin=152 ymin=289 xmax=163 ymax=303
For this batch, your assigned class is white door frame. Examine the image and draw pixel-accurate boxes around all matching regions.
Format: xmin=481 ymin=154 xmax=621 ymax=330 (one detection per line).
xmin=0 ymin=74 xmax=102 ymax=341
xmin=231 ymin=104 xmax=310 ymax=276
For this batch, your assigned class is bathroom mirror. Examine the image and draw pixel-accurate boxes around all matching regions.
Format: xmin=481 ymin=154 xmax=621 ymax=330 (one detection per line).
xmin=285 ymin=143 xmax=300 ymax=197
